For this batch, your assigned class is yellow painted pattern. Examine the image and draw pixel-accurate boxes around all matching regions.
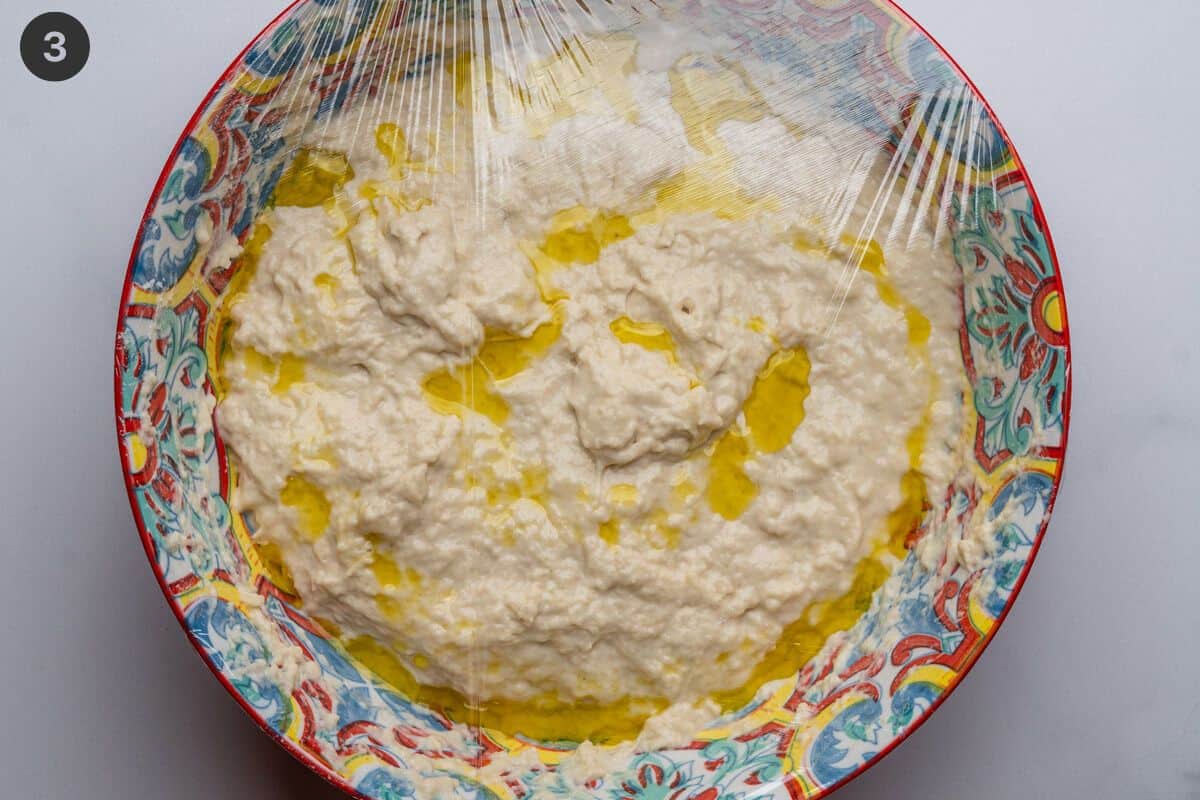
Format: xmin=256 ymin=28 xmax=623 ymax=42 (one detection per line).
xmin=1042 ymin=290 xmax=1065 ymax=333
xmin=127 ymin=434 xmax=148 ymax=473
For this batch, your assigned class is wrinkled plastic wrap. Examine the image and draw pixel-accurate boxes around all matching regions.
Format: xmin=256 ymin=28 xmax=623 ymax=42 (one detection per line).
xmin=116 ymin=1 xmax=1069 ymax=797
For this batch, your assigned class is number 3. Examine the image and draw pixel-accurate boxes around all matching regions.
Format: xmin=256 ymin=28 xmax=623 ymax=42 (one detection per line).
xmin=43 ymin=31 xmax=66 ymax=63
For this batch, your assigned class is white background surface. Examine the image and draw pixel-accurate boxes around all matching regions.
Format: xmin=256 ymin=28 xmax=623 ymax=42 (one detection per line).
xmin=1 ymin=1 xmax=1197 ymax=797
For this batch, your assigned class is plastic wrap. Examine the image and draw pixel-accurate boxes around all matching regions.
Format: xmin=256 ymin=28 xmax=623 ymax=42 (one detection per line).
xmin=116 ymin=1 xmax=1070 ymax=797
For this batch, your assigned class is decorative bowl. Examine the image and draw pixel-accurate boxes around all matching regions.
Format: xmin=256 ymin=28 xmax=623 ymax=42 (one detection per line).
xmin=115 ymin=1 xmax=1070 ymax=797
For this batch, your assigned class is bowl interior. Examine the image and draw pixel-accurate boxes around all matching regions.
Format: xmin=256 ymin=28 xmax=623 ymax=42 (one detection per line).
xmin=116 ymin=1 xmax=1068 ymax=797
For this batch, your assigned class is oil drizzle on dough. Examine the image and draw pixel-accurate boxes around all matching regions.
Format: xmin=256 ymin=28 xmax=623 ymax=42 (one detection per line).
xmin=522 ymin=207 xmax=635 ymax=302
xmin=743 ymin=348 xmax=812 ymax=454
xmin=610 ymin=317 xmax=681 ymax=366
xmin=707 ymin=428 xmax=757 ymax=520
xmin=843 ymin=235 xmax=932 ymax=360
xmin=367 ymin=534 xmax=424 ymax=621
xmin=212 ymin=222 xmax=311 ymax=611
xmin=214 ymin=223 xmax=273 ymax=399
xmin=422 ymin=306 xmax=564 ymax=425
xmin=838 ymin=235 xmax=937 ymax=555
xmin=279 ymin=475 xmax=331 ymax=541
xmin=358 ymin=123 xmax=431 ymax=213
xmin=345 ymin=635 xmax=668 ymax=744
xmin=706 ymin=346 xmax=811 ymax=520
xmin=272 ymin=149 xmax=354 ymax=208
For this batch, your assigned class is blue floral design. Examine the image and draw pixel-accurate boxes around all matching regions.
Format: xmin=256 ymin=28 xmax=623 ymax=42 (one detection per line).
xmin=979 ymin=472 xmax=1050 ymax=616
xmin=133 ymin=137 xmax=211 ymax=291
xmin=886 ymin=681 xmax=938 ymax=734
xmin=186 ymin=596 xmax=292 ymax=731
xmin=810 ymin=700 xmax=882 ymax=786
xmin=357 ymin=769 xmax=417 ymax=800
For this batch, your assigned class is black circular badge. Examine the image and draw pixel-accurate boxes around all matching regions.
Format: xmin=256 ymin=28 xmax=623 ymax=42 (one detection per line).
xmin=20 ymin=12 xmax=89 ymax=82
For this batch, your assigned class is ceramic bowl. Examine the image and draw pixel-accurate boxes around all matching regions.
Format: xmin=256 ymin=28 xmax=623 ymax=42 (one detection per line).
xmin=115 ymin=1 xmax=1071 ymax=797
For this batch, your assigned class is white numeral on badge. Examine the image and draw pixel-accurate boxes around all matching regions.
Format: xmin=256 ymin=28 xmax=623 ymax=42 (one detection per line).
xmin=43 ymin=30 xmax=66 ymax=63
